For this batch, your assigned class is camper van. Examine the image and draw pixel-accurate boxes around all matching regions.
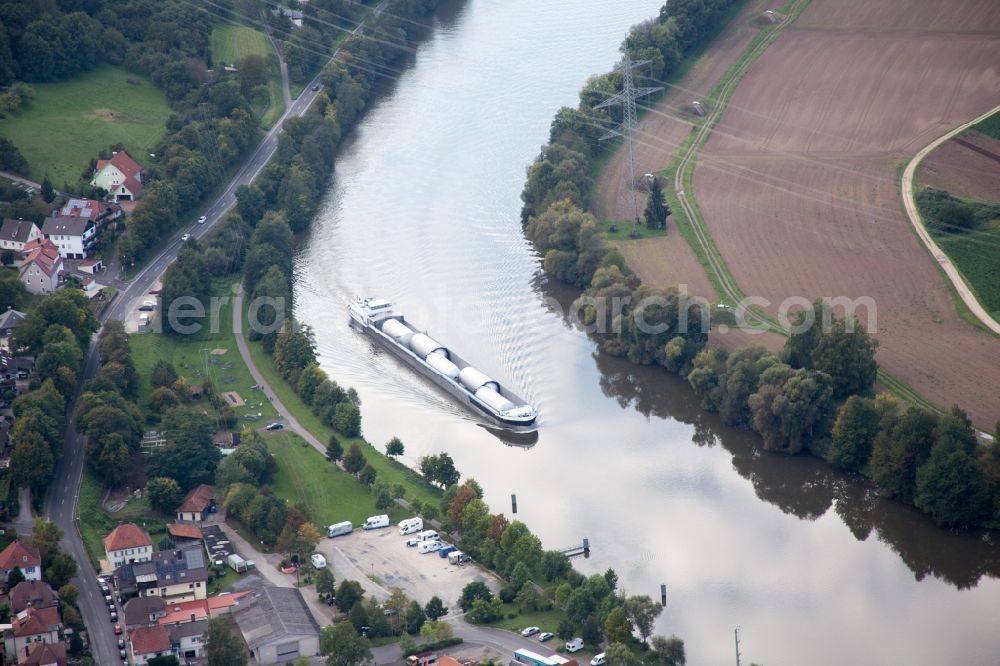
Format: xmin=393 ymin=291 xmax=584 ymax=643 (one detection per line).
xmin=310 ymin=553 xmax=327 ymax=569
xmin=327 ymin=521 xmax=353 ymax=538
xmin=398 ymin=517 xmax=423 ymax=535
xmin=448 ymin=550 xmax=469 ymax=565
xmin=417 ymin=540 xmax=442 ymax=554
xmin=416 ymin=530 xmax=439 ymax=542
xmin=565 ymin=639 xmax=584 ymax=653
xmin=363 ymin=514 xmax=390 ymax=530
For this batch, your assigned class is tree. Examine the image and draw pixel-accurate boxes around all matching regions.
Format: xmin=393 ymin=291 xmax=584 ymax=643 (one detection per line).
xmin=623 ymin=595 xmax=662 ymax=643
xmin=335 ymin=580 xmax=365 ymax=613
xmin=581 ymin=616 xmax=603 ymax=647
xmin=41 ymin=175 xmax=54 ymax=203
xmin=205 ymin=618 xmax=247 ymax=666
xmin=327 ymin=436 xmax=343 ymax=462
xmin=871 ymin=407 xmax=938 ymax=503
xmin=651 ymin=635 xmax=686 ymax=666
xmin=385 ymin=436 xmax=404 ymax=457
xmin=146 ymin=477 xmax=184 ymax=514
xmin=405 ymin=600 xmax=426 ymax=634
xmin=320 ymin=622 xmax=372 ymax=666
xmin=749 ymin=365 xmax=835 ymax=454
xmin=458 ymin=581 xmax=493 ymax=612
xmin=96 ymin=433 xmax=131 ymax=487
xmin=810 ymin=317 xmax=878 ymax=399
xmin=604 ymin=643 xmax=638 ymax=666
xmin=0 ymin=138 xmax=27 ymax=174
xmin=333 ymin=402 xmax=361 ymax=437
xmin=147 ymin=409 xmax=221 ymax=491
xmin=316 ymin=568 xmax=336 ymax=598
xmin=516 ymin=582 xmax=541 ymax=612
xmin=604 ymin=568 xmax=619 ymax=592
xmin=425 ymin=595 xmax=447 ymax=621
xmin=374 ymin=483 xmax=393 ymax=511
xmin=343 ymin=443 xmax=365 ymax=476
xmin=420 ymin=453 xmax=460 ymax=489
xmin=6 ymin=566 xmax=25 ymax=590
xmin=604 ymin=606 xmax=632 ymax=644
xmin=643 ymin=178 xmax=669 ymax=229
xmin=828 ymin=396 xmax=880 ymax=471
xmin=10 ymin=430 xmax=54 ymax=491
xmin=420 ymin=620 xmax=454 ymax=643
xmin=30 ymin=519 xmax=61 ymax=566
xmin=236 ymin=184 xmax=266 ymax=226
xmin=151 ymin=360 xmax=178 ymax=388
xmin=359 ymin=464 xmax=377 ymax=487
xmin=915 ymin=445 xmax=991 ymax=527
xmin=557 ymin=618 xmax=575 ymax=641
xmin=58 ymin=584 xmax=79 ymax=606
xmin=467 ymin=596 xmax=503 ymax=624
xmin=44 ymin=553 xmax=78 ymax=588
xmin=147 ymin=657 xmax=181 ymax=666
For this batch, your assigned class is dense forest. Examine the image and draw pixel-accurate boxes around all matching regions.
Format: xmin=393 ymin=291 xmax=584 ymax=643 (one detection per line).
xmin=519 ymin=0 xmax=1000 ymax=530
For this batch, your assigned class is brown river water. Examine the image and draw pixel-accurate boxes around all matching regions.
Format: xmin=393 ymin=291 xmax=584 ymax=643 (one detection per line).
xmin=292 ymin=1 xmax=1000 ymax=663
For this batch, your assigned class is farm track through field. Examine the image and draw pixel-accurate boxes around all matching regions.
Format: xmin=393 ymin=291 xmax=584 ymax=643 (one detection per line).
xmin=669 ymin=0 xmax=970 ymax=421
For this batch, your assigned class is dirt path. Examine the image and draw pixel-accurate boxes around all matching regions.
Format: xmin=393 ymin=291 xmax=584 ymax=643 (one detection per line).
xmin=901 ymin=103 xmax=1000 ymax=337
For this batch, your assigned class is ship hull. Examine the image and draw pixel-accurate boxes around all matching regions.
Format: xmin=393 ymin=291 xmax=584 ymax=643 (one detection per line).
xmin=349 ymin=313 xmax=537 ymax=430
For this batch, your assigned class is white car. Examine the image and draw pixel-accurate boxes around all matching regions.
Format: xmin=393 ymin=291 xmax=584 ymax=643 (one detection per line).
xmin=197 ymin=215 xmax=207 ymax=224
xmin=181 ymin=233 xmax=191 ymax=241
xmin=591 ymin=654 xmax=606 ymax=666
xmin=521 ymin=626 xmax=540 ymax=637
xmin=538 ymin=632 xmax=554 ymax=642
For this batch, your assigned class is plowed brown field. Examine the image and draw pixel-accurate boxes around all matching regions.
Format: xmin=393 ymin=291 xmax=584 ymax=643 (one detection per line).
xmin=796 ymin=0 xmax=1000 ymax=33
xmin=591 ymin=0 xmax=770 ymax=306
xmin=694 ymin=8 xmax=1000 ymax=425
xmin=918 ymin=131 xmax=1000 ymax=201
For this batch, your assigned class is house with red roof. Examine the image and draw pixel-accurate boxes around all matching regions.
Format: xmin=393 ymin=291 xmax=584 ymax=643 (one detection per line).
xmin=0 ymin=541 xmax=42 ymax=584
xmin=157 ymin=591 xmax=249 ymax=626
xmin=175 ymin=485 xmax=215 ymax=522
xmin=91 ymin=151 xmax=145 ymax=202
xmin=4 ymin=606 xmax=61 ymax=661
xmin=8 ymin=580 xmax=59 ymax=614
xmin=17 ymin=239 xmax=62 ymax=294
xmin=104 ymin=523 xmax=153 ymax=569
xmin=128 ymin=624 xmax=172 ymax=665
xmin=17 ymin=641 xmax=66 ymax=666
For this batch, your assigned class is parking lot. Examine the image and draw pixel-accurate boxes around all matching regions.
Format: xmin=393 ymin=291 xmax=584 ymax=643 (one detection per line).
xmin=314 ymin=525 xmax=499 ymax=611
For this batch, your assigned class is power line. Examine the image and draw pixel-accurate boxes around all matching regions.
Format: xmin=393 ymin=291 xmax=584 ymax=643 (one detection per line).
xmin=596 ymin=49 xmax=662 ymax=238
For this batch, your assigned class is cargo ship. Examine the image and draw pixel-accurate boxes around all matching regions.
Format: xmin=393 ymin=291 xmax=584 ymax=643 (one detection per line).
xmin=348 ymin=297 xmax=537 ymax=428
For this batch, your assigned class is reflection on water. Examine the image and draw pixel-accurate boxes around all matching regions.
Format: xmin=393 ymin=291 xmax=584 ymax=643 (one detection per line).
xmin=293 ymin=0 xmax=1000 ymax=663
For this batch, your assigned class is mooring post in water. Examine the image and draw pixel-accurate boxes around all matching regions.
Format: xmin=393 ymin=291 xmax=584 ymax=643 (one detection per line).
xmin=511 ymin=493 xmax=517 ymax=514
xmin=583 ymin=537 xmax=590 ymax=558
xmin=735 ymin=627 xmax=741 ymax=666
xmin=660 ymin=584 xmax=666 ymax=607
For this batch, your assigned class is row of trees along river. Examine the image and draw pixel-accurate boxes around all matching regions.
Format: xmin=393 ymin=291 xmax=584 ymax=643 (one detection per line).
xmin=290 ymin=0 xmax=1000 ymax=664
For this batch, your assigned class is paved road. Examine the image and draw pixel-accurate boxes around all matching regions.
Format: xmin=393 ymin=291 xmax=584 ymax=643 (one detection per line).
xmin=901 ymin=103 xmax=1000 ymax=337
xmin=0 ymin=170 xmax=41 ymax=189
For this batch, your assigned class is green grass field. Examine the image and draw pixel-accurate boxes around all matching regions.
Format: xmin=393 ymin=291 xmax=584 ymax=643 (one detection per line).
xmin=970 ymin=110 xmax=1000 ymax=141
xmin=130 ymin=280 xmax=279 ymax=425
xmin=264 ymin=430 xmax=408 ymax=526
xmin=938 ymin=223 xmax=1000 ymax=319
xmin=598 ymin=218 xmax=668 ymax=241
xmin=211 ymin=26 xmax=274 ymax=66
xmin=211 ymin=26 xmax=285 ymax=129
xmin=243 ymin=307 xmax=443 ymax=510
xmin=0 ymin=65 xmax=170 ymax=187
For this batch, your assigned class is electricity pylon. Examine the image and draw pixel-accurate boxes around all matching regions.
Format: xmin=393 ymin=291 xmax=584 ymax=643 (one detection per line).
xmin=597 ymin=49 xmax=662 ymax=237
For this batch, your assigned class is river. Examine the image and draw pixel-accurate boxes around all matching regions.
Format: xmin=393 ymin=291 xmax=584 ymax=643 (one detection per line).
xmin=292 ymin=1 xmax=1000 ymax=663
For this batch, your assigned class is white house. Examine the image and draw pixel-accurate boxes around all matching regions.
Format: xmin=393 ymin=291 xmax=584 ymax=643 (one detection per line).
xmin=0 ymin=219 xmax=41 ymax=259
xmin=40 ymin=216 xmax=96 ymax=260
xmin=17 ymin=240 xmax=62 ymax=294
xmin=91 ymin=151 xmax=145 ymax=202
xmin=168 ymin=619 xmax=208 ymax=662
xmin=104 ymin=523 xmax=154 ymax=569
xmin=4 ymin=606 xmax=61 ymax=662
xmin=0 ymin=541 xmax=42 ymax=583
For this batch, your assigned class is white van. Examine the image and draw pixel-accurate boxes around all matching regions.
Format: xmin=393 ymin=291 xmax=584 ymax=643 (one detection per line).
xmin=447 ymin=550 xmax=468 ymax=565
xmin=363 ymin=514 xmax=390 ymax=530
xmin=310 ymin=553 xmax=327 ymax=568
xmin=565 ymin=638 xmax=584 ymax=653
xmin=327 ymin=521 xmax=353 ymax=538
xmin=590 ymin=654 xmax=606 ymax=666
xmin=416 ymin=530 xmax=439 ymax=542
xmin=417 ymin=540 xmax=442 ymax=554
xmin=399 ymin=517 xmax=423 ymax=535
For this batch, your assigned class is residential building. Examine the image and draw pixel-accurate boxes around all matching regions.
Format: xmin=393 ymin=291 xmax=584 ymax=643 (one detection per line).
xmin=175 ymin=485 xmax=215 ymax=522
xmin=5 ymin=606 xmax=61 ymax=661
xmin=17 ymin=240 xmax=62 ymax=294
xmin=17 ymin=642 xmax=66 ymax=666
xmin=103 ymin=523 xmax=153 ymax=569
xmin=78 ymin=258 xmax=103 ymax=274
xmin=0 ymin=307 xmax=25 ymax=340
xmin=0 ymin=541 xmax=42 ymax=583
xmin=231 ymin=586 xmax=320 ymax=664
xmin=40 ymin=199 xmax=121 ymax=259
xmin=166 ymin=523 xmax=203 ymax=547
xmin=0 ymin=219 xmax=41 ymax=256
xmin=8 ymin=580 xmax=59 ymax=614
xmin=116 ymin=544 xmax=208 ymax=603
xmin=123 ymin=596 xmax=167 ymax=629
xmin=91 ymin=151 xmax=144 ymax=202
xmin=128 ymin=624 xmax=172 ymax=666
xmin=168 ymin=618 xmax=208 ymax=663
xmin=157 ymin=592 xmax=249 ymax=626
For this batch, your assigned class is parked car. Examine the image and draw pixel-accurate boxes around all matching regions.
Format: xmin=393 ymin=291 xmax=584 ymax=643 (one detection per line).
xmin=538 ymin=632 xmax=554 ymax=642
xmin=138 ymin=300 xmax=156 ymax=311
xmin=310 ymin=553 xmax=327 ymax=569
xmin=521 ymin=626 xmax=540 ymax=637
xmin=405 ymin=537 xmax=419 ymax=547
xmin=113 ymin=622 xmax=121 ymax=633
xmin=118 ymin=639 xmax=125 ymax=649
xmin=591 ymin=654 xmax=606 ymax=666
xmin=198 ymin=215 xmax=207 ymax=224
xmin=266 ymin=422 xmax=284 ymax=431
xmin=120 ymin=648 xmax=127 ymax=660
xmin=312 ymin=84 xmax=321 ymax=91
xmin=181 ymin=233 xmax=191 ymax=241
